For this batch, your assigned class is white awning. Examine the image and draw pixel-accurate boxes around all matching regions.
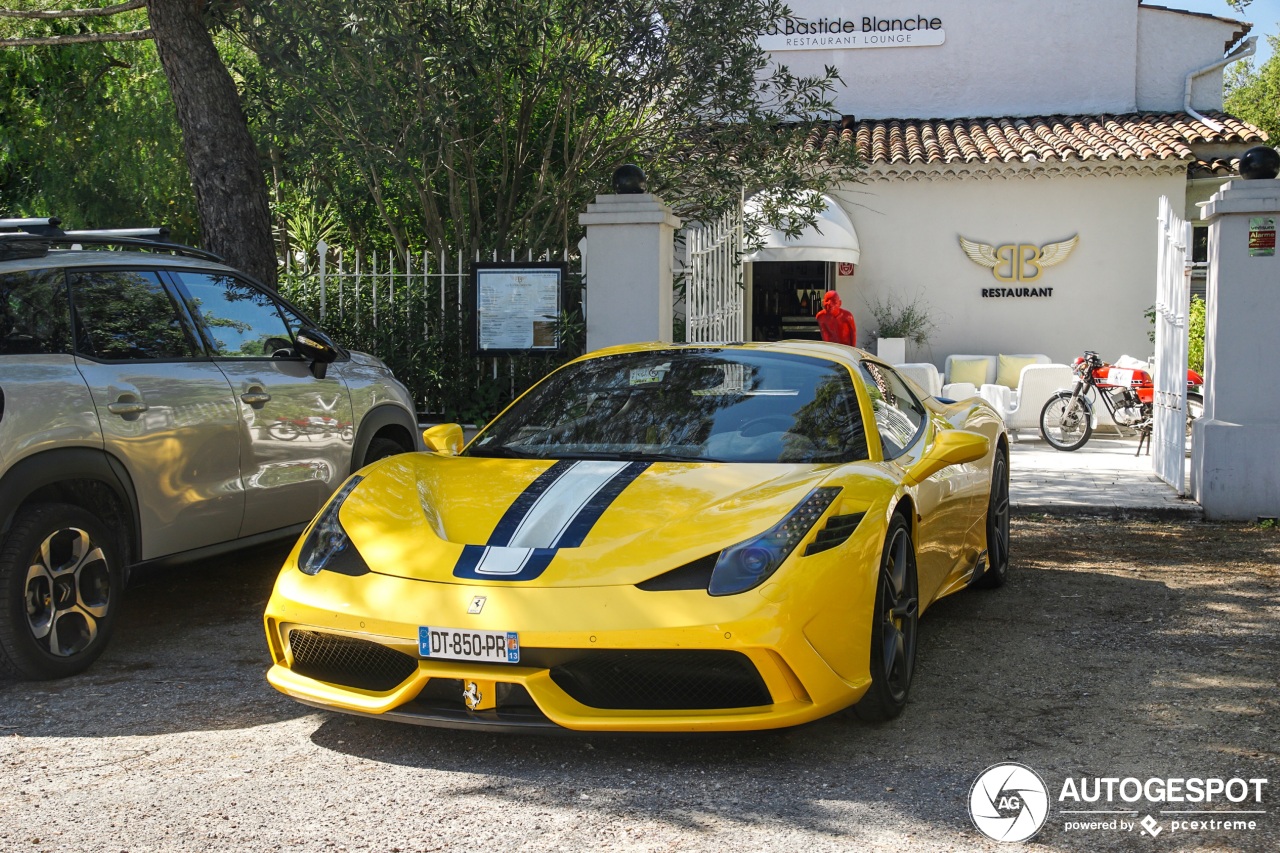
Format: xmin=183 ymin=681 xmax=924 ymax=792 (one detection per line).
xmin=742 ymin=193 xmax=861 ymax=265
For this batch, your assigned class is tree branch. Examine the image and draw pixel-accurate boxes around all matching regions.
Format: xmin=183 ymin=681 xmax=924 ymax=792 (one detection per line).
xmin=0 ymin=0 xmax=147 ymax=20
xmin=0 ymin=28 xmax=152 ymax=46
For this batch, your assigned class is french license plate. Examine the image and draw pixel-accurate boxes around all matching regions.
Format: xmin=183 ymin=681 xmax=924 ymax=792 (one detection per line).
xmin=418 ymin=626 xmax=520 ymax=663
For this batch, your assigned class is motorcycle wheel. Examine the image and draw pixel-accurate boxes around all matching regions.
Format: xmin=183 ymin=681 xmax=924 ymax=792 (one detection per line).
xmin=1186 ymin=392 xmax=1204 ymax=440
xmin=1040 ymin=391 xmax=1093 ymax=451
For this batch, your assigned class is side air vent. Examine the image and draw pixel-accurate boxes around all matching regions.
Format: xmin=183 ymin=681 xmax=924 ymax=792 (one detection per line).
xmin=635 ymin=552 xmax=718 ymax=591
xmin=804 ymin=512 xmax=865 ymax=556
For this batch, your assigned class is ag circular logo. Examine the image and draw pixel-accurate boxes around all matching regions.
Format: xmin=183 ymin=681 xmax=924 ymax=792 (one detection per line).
xmin=969 ymin=762 xmax=1050 ymax=842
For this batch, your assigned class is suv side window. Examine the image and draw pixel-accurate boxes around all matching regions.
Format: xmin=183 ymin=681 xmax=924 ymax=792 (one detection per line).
xmin=0 ymin=269 xmax=73 ymax=355
xmin=857 ymin=361 xmax=926 ymax=459
xmin=171 ymin=271 xmax=294 ymax=358
xmin=69 ymin=270 xmax=202 ymax=360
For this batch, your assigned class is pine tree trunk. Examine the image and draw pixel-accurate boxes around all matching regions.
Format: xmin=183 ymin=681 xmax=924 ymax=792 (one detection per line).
xmin=146 ymin=0 xmax=276 ymax=288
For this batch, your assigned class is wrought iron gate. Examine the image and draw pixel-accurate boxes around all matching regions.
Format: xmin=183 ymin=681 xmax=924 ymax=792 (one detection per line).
xmin=684 ymin=203 xmax=744 ymax=343
xmin=1152 ymin=196 xmax=1192 ymax=493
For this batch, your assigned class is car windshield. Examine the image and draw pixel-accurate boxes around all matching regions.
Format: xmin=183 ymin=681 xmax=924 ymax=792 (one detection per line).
xmin=468 ymin=349 xmax=869 ymax=463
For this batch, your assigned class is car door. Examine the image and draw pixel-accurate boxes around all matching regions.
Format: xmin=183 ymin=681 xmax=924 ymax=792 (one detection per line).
xmin=68 ymin=268 xmax=244 ymax=560
xmin=169 ymin=270 xmax=354 ymax=537
xmin=858 ymin=361 xmax=972 ymax=604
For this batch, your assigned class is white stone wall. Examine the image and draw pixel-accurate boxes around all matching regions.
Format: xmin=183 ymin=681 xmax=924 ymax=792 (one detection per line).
xmin=766 ymin=0 xmax=1243 ymax=119
xmin=1136 ymin=6 xmax=1244 ymax=112
xmin=824 ymin=167 xmax=1190 ymax=366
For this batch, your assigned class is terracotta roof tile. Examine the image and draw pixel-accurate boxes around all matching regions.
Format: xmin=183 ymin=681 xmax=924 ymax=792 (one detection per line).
xmin=808 ymin=112 xmax=1268 ymax=171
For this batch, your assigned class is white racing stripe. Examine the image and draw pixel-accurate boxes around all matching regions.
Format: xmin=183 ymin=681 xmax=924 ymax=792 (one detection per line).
xmin=472 ymin=546 xmax=536 ymax=576
xmin=506 ymin=460 xmax=631 ymax=548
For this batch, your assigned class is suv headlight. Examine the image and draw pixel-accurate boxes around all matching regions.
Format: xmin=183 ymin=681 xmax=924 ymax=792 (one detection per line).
xmin=709 ymin=487 xmax=840 ymax=596
xmin=297 ymin=475 xmax=370 ymax=576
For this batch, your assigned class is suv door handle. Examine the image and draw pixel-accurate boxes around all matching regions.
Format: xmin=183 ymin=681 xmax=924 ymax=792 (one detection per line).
xmin=240 ymin=388 xmax=271 ymax=407
xmin=107 ymin=400 xmax=149 ymax=416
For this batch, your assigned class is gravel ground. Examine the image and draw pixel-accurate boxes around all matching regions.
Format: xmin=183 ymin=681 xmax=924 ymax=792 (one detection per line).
xmin=1 ymin=515 xmax=1277 ymax=852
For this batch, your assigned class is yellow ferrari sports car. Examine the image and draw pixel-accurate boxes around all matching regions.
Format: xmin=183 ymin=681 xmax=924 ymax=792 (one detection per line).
xmin=264 ymin=341 xmax=1009 ymax=732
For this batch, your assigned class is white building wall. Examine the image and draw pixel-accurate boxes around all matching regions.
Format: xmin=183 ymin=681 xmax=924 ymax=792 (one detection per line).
xmin=770 ymin=0 xmax=1138 ymax=118
xmin=768 ymin=1 xmax=1243 ymax=119
xmin=830 ymin=168 xmax=1190 ymax=366
xmin=1136 ymin=7 xmax=1243 ymax=111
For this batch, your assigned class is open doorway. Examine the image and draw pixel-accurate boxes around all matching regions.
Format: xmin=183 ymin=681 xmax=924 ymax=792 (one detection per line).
xmin=749 ymin=261 xmax=831 ymax=341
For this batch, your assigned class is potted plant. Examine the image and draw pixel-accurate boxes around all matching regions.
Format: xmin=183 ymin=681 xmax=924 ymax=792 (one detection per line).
xmin=867 ymin=294 xmax=937 ymax=363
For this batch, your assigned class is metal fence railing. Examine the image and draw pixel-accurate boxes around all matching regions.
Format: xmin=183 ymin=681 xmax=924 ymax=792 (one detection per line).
xmin=279 ymin=242 xmax=583 ymax=425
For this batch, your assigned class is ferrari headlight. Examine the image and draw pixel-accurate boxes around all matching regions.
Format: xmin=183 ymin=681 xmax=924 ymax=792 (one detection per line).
xmin=709 ymin=487 xmax=841 ymax=596
xmin=298 ymin=475 xmax=369 ymax=576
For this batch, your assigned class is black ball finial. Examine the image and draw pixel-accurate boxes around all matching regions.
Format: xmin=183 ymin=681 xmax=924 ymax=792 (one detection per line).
xmin=1239 ymin=145 xmax=1280 ymax=180
xmin=612 ymin=164 xmax=647 ymax=194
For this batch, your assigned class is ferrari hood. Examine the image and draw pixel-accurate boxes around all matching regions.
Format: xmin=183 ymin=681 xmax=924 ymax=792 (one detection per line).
xmin=335 ymin=454 xmax=883 ymax=588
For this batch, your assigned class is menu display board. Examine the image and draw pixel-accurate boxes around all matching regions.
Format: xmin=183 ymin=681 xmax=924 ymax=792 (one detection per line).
xmin=472 ymin=262 xmax=565 ymax=354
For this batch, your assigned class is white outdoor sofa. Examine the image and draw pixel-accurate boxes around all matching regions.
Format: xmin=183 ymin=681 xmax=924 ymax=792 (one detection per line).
xmin=983 ymin=363 xmax=1076 ymax=437
xmin=893 ymin=362 xmax=943 ymax=398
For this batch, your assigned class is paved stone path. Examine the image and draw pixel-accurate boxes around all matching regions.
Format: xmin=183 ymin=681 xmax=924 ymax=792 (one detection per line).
xmin=1009 ymin=433 xmax=1200 ymax=517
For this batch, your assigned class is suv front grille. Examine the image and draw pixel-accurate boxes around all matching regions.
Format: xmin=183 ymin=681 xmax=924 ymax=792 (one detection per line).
xmin=549 ymin=650 xmax=770 ymax=710
xmin=288 ymin=629 xmax=419 ymax=692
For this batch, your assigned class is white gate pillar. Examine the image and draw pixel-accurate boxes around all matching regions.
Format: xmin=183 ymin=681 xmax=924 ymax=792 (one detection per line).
xmin=579 ymin=166 xmax=682 ymax=351
xmin=1192 ymin=149 xmax=1280 ymax=520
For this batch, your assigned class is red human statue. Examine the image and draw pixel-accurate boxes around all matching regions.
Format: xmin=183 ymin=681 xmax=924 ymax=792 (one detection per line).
xmin=816 ymin=290 xmax=857 ymax=346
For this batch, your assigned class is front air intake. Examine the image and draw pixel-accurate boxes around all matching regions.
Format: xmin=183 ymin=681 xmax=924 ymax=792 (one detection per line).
xmin=550 ymin=650 xmax=770 ymax=710
xmin=288 ymin=629 xmax=419 ymax=692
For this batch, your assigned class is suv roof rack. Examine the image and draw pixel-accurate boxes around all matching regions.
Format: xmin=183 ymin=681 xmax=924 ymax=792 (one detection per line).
xmin=0 ymin=217 xmax=224 ymax=263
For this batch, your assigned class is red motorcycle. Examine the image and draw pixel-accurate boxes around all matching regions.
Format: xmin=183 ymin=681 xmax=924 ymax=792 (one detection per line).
xmin=1039 ymin=351 xmax=1204 ymax=451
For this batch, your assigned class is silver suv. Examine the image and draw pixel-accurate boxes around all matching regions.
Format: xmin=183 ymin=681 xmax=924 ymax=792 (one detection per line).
xmin=0 ymin=218 xmax=420 ymax=680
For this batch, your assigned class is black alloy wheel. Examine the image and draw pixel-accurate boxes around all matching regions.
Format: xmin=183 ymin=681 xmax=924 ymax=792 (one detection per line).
xmin=854 ymin=514 xmax=919 ymax=722
xmin=0 ymin=503 xmax=122 ymax=680
xmin=1039 ymin=391 xmax=1093 ymax=451
xmin=975 ymin=448 xmax=1010 ymax=588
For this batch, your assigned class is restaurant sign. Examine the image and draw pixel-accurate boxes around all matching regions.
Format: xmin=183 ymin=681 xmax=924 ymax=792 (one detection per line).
xmin=959 ymin=235 xmax=1079 ymax=297
xmin=761 ymin=13 xmax=946 ymax=51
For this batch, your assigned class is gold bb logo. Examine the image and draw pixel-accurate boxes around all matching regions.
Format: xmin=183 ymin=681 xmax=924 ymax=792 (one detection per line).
xmin=959 ymin=235 xmax=1079 ymax=282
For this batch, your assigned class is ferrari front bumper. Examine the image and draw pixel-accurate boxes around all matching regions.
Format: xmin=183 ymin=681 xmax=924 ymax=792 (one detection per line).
xmin=264 ymin=561 xmax=875 ymax=733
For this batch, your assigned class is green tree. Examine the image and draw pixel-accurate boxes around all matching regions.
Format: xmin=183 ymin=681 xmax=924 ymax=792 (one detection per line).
xmin=232 ymin=0 xmax=863 ymax=258
xmin=1 ymin=1 xmax=277 ymax=287
xmin=1226 ymin=31 xmax=1280 ymax=142
xmin=0 ymin=34 xmax=198 ymax=241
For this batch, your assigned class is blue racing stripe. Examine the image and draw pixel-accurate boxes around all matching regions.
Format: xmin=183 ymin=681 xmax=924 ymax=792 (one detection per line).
xmin=453 ymin=544 xmax=556 ymax=582
xmin=488 ymin=459 xmax=577 ymax=546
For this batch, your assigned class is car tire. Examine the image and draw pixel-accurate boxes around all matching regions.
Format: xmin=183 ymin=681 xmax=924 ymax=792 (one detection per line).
xmin=853 ymin=513 xmax=919 ymax=723
xmin=1039 ymin=391 xmax=1092 ymax=451
xmin=0 ymin=504 xmax=123 ymax=680
xmin=974 ymin=447 xmax=1010 ymax=589
xmin=363 ymin=436 xmax=407 ymax=467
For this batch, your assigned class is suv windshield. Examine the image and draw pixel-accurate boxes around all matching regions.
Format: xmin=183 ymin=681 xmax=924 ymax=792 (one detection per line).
xmin=469 ymin=350 xmax=868 ymax=463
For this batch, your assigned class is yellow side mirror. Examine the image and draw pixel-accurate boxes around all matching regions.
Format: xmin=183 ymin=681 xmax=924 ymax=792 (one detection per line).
xmin=422 ymin=423 xmax=464 ymax=456
xmin=903 ymin=428 xmax=989 ymax=486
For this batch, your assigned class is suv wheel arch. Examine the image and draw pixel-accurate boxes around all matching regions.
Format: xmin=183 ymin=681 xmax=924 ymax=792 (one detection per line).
xmin=351 ymin=404 xmax=418 ymax=470
xmin=0 ymin=448 xmax=140 ymax=571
